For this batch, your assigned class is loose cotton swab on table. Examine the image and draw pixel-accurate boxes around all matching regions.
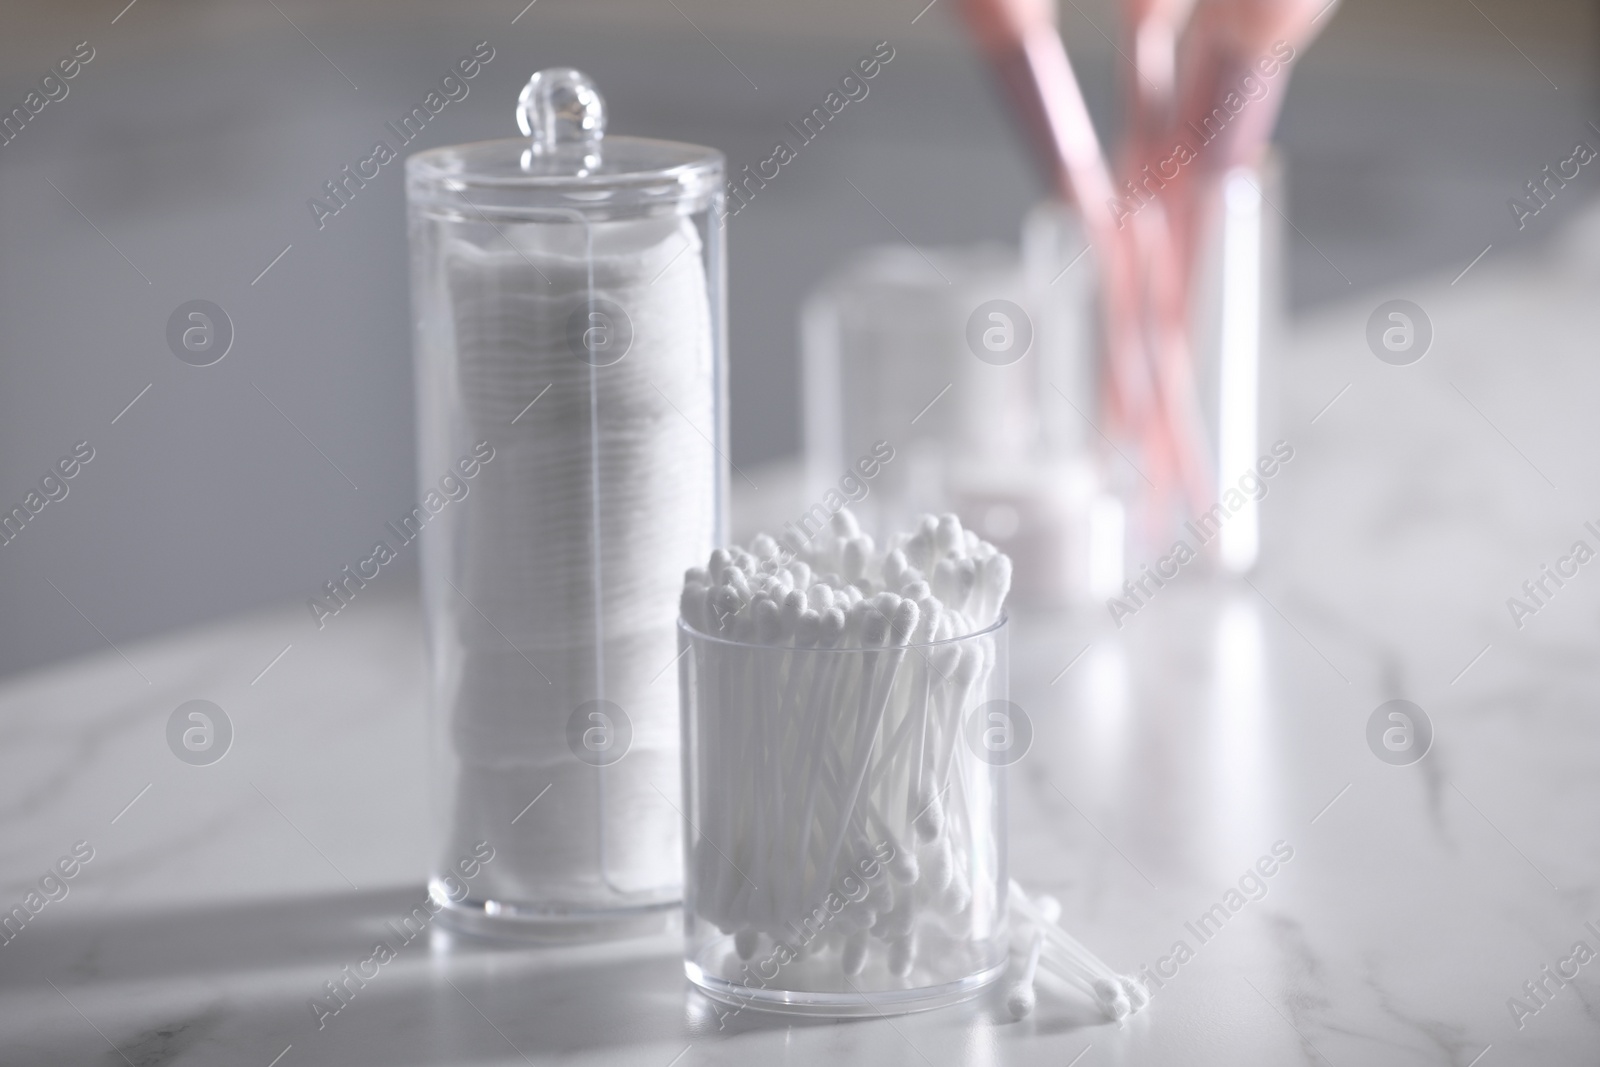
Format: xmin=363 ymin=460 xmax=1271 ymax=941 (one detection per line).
xmin=1008 ymin=930 xmax=1046 ymax=1019
xmin=1006 ymin=879 xmax=1149 ymax=1022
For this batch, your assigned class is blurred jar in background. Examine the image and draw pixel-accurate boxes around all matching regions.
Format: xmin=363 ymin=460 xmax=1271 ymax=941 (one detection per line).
xmin=1024 ymin=156 xmax=1285 ymax=577
xmin=800 ymin=222 xmax=1123 ymax=607
xmin=1185 ymin=155 xmax=1286 ymax=574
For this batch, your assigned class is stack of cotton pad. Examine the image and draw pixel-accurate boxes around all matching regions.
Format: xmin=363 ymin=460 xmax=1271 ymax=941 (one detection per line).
xmin=438 ymin=213 xmax=714 ymax=903
xmin=679 ymin=509 xmax=1011 ymax=982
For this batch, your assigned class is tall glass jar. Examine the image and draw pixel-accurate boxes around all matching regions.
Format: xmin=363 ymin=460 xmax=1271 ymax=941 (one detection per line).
xmin=405 ymin=69 xmax=726 ymax=938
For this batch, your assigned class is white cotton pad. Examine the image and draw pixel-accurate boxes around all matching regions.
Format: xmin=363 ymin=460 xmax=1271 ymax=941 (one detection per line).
xmin=439 ymin=215 xmax=714 ymax=904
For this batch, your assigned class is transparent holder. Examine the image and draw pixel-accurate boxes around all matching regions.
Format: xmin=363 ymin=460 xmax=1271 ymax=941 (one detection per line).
xmin=1024 ymin=156 xmax=1283 ymax=575
xmin=678 ymin=617 xmax=1010 ymax=1016
xmin=800 ymin=242 xmax=1119 ymax=606
xmin=1186 ymin=157 xmax=1285 ymax=573
xmin=800 ymin=243 xmax=1031 ymax=535
xmin=406 ymin=69 xmax=726 ymax=939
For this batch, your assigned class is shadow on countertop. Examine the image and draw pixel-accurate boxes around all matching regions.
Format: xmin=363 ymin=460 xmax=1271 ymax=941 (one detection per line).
xmin=2 ymin=886 xmax=1116 ymax=1065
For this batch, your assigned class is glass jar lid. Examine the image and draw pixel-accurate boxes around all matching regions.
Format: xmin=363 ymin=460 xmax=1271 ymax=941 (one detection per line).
xmin=406 ymin=68 xmax=722 ymax=221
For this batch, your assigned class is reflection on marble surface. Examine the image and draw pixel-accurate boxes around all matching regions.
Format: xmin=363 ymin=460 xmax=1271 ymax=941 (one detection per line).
xmin=6 ymin=221 xmax=1600 ymax=1063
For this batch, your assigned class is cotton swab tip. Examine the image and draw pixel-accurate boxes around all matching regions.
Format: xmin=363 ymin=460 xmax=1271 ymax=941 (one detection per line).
xmin=734 ymin=929 xmax=758 ymax=960
xmin=924 ymin=837 xmax=953 ymax=893
xmin=842 ymin=931 xmax=869 ymax=976
xmin=935 ymin=513 xmax=964 ymax=554
xmin=911 ymin=781 xmax=945 ymax=842
xmin=883 ymin=902 xmax=917 ymax=939
xmin=1006 ymin=982 xmax=1038 ymax=1020
xmin=887 ymin=846 xmax=919 ymax=885
xmin=887 ymin=933 xmax=916 ymax=977
xmin=1008 ymin=931 xmax=1044 ymax=1020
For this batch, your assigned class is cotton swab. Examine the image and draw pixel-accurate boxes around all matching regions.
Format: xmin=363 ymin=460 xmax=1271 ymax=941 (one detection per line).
xmin=1008 ymin=931 xmax=1045 ymax=1019
xmin=1031 ymin=891 xmax=1062 ymax=925
xmin=1006 ymin=880 xmax=1147 ymax=1022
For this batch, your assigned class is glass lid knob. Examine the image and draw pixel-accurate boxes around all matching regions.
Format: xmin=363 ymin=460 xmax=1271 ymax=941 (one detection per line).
xmin=516 ymin=68 xmax=606 ymax=155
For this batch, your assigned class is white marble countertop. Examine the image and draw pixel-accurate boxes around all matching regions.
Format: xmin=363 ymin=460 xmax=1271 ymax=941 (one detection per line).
xmin=6 ymin=223 xmax=1600 ymax=1065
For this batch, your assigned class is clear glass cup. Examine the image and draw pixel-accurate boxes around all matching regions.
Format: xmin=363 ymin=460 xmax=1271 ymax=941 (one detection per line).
xmin=405 ymin=69 xmax=726 ymax=938
xmin=799 ymin=243 xmax=1033 ymax=533
xmin=678 ymin=616 xmax=1011 ymax=1016
xmin=1024 ymin=155 xmax=1283 ymax=575
xmin=800 ymin=242 xmax=1120 ymax=605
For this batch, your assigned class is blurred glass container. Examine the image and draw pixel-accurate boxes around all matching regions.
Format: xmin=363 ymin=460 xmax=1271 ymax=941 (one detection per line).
xmin=1187 ymin=157 xmax=1285 ymax=573
xmin=800 ymin=242 xmax=1027 ymax=526
xmin=1023 ymin=155 xmax=1283 ymax=577
xmin=801 ymin=235 xmax=1121 ymax=605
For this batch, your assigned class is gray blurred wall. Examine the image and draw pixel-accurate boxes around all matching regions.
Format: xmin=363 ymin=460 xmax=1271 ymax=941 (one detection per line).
xmin=0 ymin=0 xmax=1593 ymax=680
